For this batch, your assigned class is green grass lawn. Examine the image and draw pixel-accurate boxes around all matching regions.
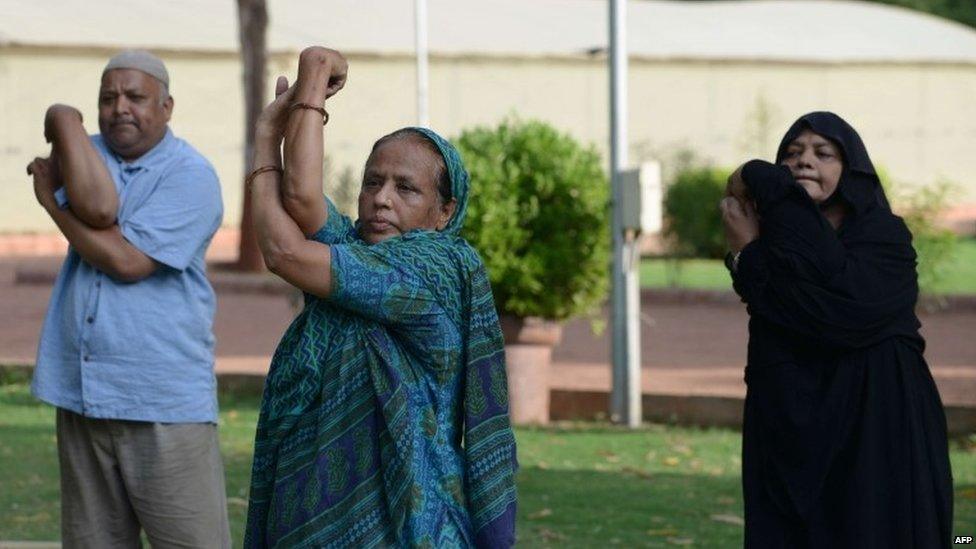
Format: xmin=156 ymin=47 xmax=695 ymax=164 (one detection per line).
xmin=640 ymin=257 xmax=731 ymax=291
xmin=642 ymin=237 xmax=976 ymax=295
xmin=2 ymin=379 xmax=974 ymax=547
xmin=927 ymin=237 xmax=976 ymax=295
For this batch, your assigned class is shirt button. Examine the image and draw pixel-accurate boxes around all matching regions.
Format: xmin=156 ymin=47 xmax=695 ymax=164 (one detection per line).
xmin=86 ymin=317 xmax=94 ymax=324
xmin=83 ymin=355 xmax=91 ymax=362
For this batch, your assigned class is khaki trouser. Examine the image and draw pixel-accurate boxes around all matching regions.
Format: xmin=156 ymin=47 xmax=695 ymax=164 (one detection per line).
xmin=56 ymin=408 xmax=231 ymax=549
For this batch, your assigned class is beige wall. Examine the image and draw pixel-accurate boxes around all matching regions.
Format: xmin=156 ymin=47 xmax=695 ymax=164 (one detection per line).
xmin=2 ymin=46 xmax=974 ymax=233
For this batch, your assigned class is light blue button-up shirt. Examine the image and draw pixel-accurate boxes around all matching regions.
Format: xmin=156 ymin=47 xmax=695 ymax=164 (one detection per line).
xmin=32 ymin=129 xmax=223 ymax=423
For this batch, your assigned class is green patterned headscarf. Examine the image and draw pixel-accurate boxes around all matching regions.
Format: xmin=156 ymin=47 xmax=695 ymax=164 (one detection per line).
xmin=390 ymin=127 xmax=470 ymax=235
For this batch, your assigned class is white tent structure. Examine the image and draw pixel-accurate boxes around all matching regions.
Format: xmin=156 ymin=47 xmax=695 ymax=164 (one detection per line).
xmin=3 ymin=0 xmax=975 ymax=232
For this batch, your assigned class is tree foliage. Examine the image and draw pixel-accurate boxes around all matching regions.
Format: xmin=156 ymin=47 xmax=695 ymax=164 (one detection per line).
xmin=662 ymin=166 xmax=731 ymax=260
xmin=677 ymin=0 xmax=976 ymax=29
xmin=456 ymin=119 xmax=611 ymax=321
xmin=869 ymin=0 xmax=976 ymax=29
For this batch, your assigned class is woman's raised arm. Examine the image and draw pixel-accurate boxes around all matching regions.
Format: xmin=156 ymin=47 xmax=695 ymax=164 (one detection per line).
xmin=728 ymin=161 xmax=917 ymax=349
xmin=249 ymin=73 xmax=333 ymax=297
xmin=280 ymin=47 xmax=347 ymax=236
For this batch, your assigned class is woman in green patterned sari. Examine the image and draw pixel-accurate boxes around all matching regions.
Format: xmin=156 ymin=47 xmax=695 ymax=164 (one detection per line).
xmin=243 ymin=47 xmax=518 ymax=548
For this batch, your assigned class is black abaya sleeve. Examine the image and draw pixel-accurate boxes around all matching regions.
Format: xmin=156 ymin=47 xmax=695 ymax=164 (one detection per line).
xmin=731 ymin=160 xmax=919 ymax=351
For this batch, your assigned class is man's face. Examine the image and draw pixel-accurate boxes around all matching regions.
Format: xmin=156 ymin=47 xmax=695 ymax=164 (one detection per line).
xmin=98 ymin=69 xmax=172 ymax=161
xmin=780 ymin=129 xmax=845 ymax=204
xmin=357 ymin=138 xmax=456 ymax=244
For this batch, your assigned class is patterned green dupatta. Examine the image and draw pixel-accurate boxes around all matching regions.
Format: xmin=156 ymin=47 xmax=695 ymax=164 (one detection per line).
xmin=409 ymin=128 xmax=518 ymax=547
xmin=244 ymin=128 xmax=517 ymax=548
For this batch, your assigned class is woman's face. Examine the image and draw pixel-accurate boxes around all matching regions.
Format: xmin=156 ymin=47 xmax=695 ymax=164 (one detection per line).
xmin=358 ymin=138 xmax=456 ymax=244
xmin=780 ymin=129 xmax=844 ymax=204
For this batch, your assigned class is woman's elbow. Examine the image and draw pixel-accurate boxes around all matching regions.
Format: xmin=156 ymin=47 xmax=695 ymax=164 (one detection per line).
xmin=280 ymin=183 xmax=318 ymax=213
xmin=262 ymin=244 xmax=298 ymax=275
xmin=262 ymin=242 xmax=332 ymax=297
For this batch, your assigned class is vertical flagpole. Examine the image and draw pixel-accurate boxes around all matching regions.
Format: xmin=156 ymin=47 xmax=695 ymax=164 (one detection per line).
xmin=610 ymin=0 xmax=641 ymax=427
xmin=415 ymin=0 xmax=430 ymax=127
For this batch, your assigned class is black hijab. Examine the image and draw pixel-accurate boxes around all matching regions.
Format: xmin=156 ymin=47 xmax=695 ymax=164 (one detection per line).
xmin=735 ymin=113 xmax=927 ymax=520
xmin=737 ymin=111 xmax=921 ymax=350
xmin=774 ymin=111 xmax=891 ymax=216
xmin=736 ymin=113 xmax=952 ymax=544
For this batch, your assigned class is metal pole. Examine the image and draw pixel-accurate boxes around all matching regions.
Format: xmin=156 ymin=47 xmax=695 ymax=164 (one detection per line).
xmin=609 ymin=0 xmax=641 ymax=427
xmin=415 ymin=0 xmax=430 ymax=127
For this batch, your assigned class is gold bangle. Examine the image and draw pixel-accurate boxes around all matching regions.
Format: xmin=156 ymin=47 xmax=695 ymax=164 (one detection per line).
xmin=245 ymin=165 xmax=283 ymax=187
xmin=289 ymin=102 xmax=329 ymax=126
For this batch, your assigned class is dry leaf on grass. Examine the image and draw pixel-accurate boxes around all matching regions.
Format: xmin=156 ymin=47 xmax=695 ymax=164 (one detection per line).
xmin=528 ymin=508 xmax=553 ymax=520
xmin=709 ymin=513 xmax=744 ymax=526
xmin=622 ymin=466 xmax=653 ymax=480
xmin=538 ymin=527 xmax=566 ymax=541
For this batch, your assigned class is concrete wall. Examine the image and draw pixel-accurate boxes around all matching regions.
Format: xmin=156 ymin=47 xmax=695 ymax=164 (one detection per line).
xmin=2 ymin=46 xmax=974 ymax=233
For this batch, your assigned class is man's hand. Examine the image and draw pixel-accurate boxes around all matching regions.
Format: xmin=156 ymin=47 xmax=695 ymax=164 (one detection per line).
xmin=720 ymin=196 xmax=759 ymax=252
xmin=44 ymin=104 xmax=84 ymax=144
xmin=27 ymin=156 xmax=62 ymax=211
xmin=295 ymin=46 xmax=348 ymax=105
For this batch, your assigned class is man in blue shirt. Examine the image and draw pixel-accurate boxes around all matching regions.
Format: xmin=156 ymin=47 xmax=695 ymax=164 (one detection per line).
xmin=27 ymin=50 xmax=230 ymax=548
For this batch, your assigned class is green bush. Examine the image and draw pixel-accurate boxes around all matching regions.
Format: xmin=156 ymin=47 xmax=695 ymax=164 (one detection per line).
xmin=662 ymin=166 xmax=731 ymax=259
xmin=324 ymin=156 xmax=360 ymax=217
xmin=892 ymin=181 xmax=959 ymax=295
xmin=877 ymin=169 xmax=960 ymax=295
xmin=455 ymin=119 xmax=610 ymax=321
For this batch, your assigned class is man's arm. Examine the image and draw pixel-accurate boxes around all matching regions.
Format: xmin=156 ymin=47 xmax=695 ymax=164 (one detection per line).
xmin=30 ymin=157 xmax=155 ymax=282
xmin=280 ymin=47 xmax=347 ymax=236
xmin=45 ymin=105 xmax=119 ymax=228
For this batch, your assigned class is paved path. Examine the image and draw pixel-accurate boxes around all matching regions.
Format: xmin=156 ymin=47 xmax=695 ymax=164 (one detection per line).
xmin=3 ymin=256 xmax=975 ymax=407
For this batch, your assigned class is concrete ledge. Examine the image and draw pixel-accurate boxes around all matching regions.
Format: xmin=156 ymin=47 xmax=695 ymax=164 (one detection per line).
xmin=14 ymin=264 xmax=295 ymax=296
xmin=4 ymin=365 xmax=973 ymax=435
xmin=639 ymin=288 xmax=976 ymax=312
xmin=14 ymin=265 xmax=976 ymax=311
xmin=551 ymin=388 xmax=976 ymax=436
xmin=550 ymin=390 xmax=743 ymax=429
xmin=945 ymin=406 xmax=976 ymax=438
xmin=216 ymin=373 xmax=267 ymax=396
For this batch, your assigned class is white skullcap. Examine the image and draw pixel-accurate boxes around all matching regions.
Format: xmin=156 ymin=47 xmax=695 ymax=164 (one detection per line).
xmin=103 ymin=50 xmax=169 ymax=88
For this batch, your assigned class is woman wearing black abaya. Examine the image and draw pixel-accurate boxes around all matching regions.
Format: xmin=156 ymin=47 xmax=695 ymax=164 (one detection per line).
xmin=720 ymin=111 xmax=953 ymax=548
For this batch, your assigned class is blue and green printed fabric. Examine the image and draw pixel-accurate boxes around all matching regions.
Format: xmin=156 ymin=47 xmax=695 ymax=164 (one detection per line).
xmin=244 ymin=128 xmax=517 ymax=548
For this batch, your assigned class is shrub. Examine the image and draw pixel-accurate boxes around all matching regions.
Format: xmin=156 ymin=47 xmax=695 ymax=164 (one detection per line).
xmin=662 ymin=166 xmax=731 ymax=259
xmin=877 ymin=168 xmax=960 ymax=295
xmin=891 ymin=180 xmax=959 ymax=295
xmin=324 ymin=156 xmax=360 ymax=217
xmin=455 ymin=119 xmax=610 ymax=321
